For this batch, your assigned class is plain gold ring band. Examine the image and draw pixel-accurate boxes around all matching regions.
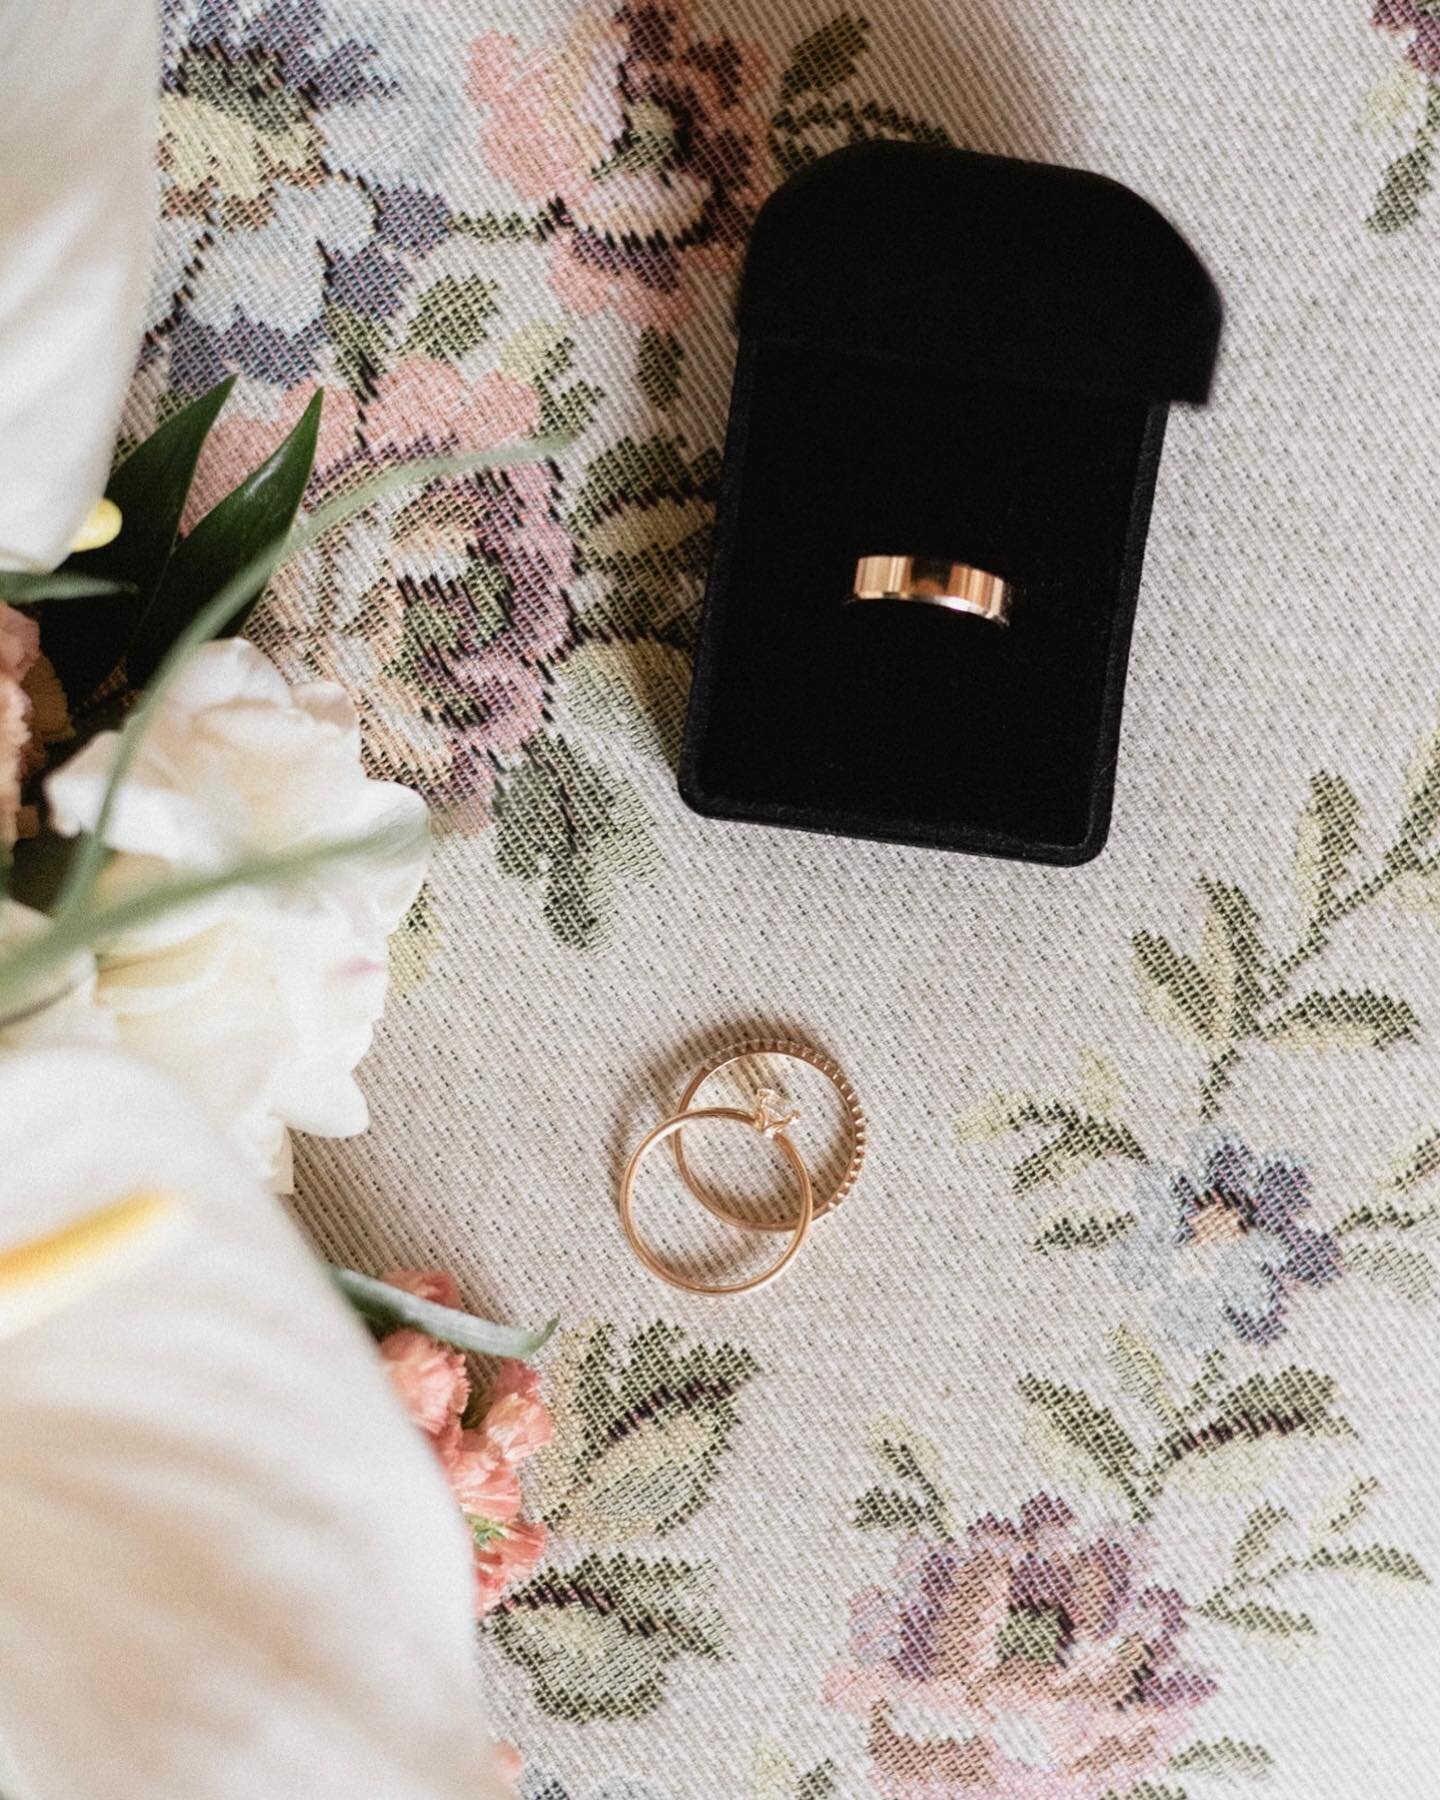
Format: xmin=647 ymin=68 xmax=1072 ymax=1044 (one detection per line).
xmin=850 ymin=554 xmax=1011 ymax=623
xmin=619 ymin=1102 xmax=814 ymax=1295
xmin=672 ymin=1039 xmax=867 ymax=1233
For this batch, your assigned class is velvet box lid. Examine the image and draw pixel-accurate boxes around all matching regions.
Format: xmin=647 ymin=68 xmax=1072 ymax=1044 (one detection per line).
xmin=679 ymin=141 xmax=1223 ymax=864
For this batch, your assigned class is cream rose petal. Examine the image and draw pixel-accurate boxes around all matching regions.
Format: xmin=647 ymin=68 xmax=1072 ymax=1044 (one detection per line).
xmin=0 ymin=1046 xmax=509 ymax=1800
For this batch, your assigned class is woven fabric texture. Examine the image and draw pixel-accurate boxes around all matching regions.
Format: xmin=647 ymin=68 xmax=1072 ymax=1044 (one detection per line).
xmin=140 ymin=4 xmax=1439 ymax=1796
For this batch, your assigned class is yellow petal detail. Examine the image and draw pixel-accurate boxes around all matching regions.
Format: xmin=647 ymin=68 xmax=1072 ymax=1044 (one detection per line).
xmin=67 ymin=496 xmax=122 ymax=552
xmin=0 ymin=1190 xmax=185 ymax=1340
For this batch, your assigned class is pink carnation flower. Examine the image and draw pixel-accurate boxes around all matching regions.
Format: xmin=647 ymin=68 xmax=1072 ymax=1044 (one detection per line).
xmin=379 ymin=1268 xmax=553 ymax=1616
xmin=0 ymin=602 xmax=40 ymax=850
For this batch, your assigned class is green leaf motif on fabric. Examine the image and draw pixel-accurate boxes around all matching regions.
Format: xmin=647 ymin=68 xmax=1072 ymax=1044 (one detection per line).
xmin=1198 ymin=1595 xmax=1317 ymax=1640
xmin=491 ymin=1551 xmax=724 ymax=1722
xmin=753 ymin=1740 xmax=839 ymax=1800
xmin=956 ymin=1067 xmax=1146 ymax=1198
xmin=855 ymin=1415 xmax=954 ymax=1537
xmin=1344 ymin=1240 xmax=1435 ymax=1302
xmin=1032 ymin=1207 xmax=1137 ymax=1254
xmin=325 ymin=305 xmax=392 ymax=392
xmin=778 ymin=14 xmax=869 ymax=103
xmin=403 ymin=275 xmax=499 ymax=361
xmin=1106 ymin=1325 xmax=1179 ymax=1422
xmin=637 ymin=328 xmax=684 ymax=410
xmin=1257 ymin=989 xmax=1419 ymax=1052
xmin=531 ymin=1321 xmax=758 ymax=1545
xmin=1018 ymin=1377 xmax=1148 ymax=1516
xmin=1367 ymin=83 xmax=1440 ymax=234
xmin=1309 ymin=1542 xmax=1430 ymax=1583
xmin=1294 ymin=771 xmax=1362 ymax=934
xmin=1168 ymin=1738 xmax=1274 ymax=1780
xmin=565 ymin=639 xmax=691 ymax=769
xmin=494 ymin=732 xmax=659 ymax=951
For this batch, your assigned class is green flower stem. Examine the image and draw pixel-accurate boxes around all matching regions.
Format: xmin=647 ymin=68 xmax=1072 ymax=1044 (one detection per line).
xmin=0 ymin=827 xmax=425 ymax=1021
xmin=329 ymin=1267 xmax=555 ymax=1360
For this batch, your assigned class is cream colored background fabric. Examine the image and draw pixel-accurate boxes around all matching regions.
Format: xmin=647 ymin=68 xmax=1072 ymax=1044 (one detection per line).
xmin=142 ymin=3 xmax=1439 ymax=1794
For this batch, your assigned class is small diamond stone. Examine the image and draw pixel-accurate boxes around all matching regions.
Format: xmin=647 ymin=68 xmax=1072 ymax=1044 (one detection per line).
xmin=752 ymin=1088 xmax=800 ymax=1137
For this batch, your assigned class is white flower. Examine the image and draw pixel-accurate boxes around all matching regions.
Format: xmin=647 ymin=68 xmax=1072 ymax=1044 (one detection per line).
xmin=0 ymin=901 xmax=114 ymax=1053
xmin=0 ymin=1045 xmax=509 ymax=1799
xmin=45 ymin=640 xmax=429 ymax=1185
xmin=0 ymin=1 xmax=155 ymax=568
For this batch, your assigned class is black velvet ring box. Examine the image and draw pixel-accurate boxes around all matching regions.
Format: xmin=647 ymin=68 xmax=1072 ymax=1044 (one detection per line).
xmin=679 ymin=142 xmax=1222 ymax=863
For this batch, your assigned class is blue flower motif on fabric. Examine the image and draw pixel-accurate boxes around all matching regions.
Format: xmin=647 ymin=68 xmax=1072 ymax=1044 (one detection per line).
xmin=1110 ymin=1130 xmax=1342 ymax=1349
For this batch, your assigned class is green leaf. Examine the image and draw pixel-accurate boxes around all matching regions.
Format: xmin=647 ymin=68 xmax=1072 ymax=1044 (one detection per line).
xmin=491 ymin=1551 xmax=725 ymax=1721
xmin=404 ymin=275 xmax=499 ymax=361
xmin=127 ymin=390 xmax=322 ymax=684
xmin=533 ymin=1320 xmax=757 ymax=1543
xmin=1198 ymin=1595 xmax=1317 ymax=1639
xmin=1133 ymin=931 xmax=1218 ymax=1044
xmin=1232 ymin=1502 xmax=1291 ymax=1578
xmin=637 ymin=327 xmax=684 ymax=410
xmin=778 ymin=14 xmax=869 ymax=103
xmin=1169 ymin=1738 xmax=1274 ymax=1780
xmin=1018 ymin=1376 xmax=1146 ymax=1512
xmin=1258 ymin=989 xmax=1419 ymax=1052
xmin=1106 ymin=1325 xmax=1178 ymax=1420
xmin=494 ymin=732 xmax=659 ymax=949
xmin=1295 ymin=771 xmax=1362 ymax=932
xmin=1196 ymin=880 xmax=1268 ymax=1039
xmin=1309 ymin=1542 xmax=1430 ymax=1583
xmin=0 ymin=572 xmax=134 ymax=603
xmin=1345 ymin=1241 xmax=1435 ymax=1302
xmin=1032 ymin=1208 xmax=1137 ymax=1254
xmin=46 ymin=376 xmax=236 ymax=699
xmin=328 ymin=1268 xmax=555 ymax=1359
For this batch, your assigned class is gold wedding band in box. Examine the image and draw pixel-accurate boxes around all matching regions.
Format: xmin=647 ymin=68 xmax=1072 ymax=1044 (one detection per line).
xmin=618 ymin=1040 xmax=866 ymax=1295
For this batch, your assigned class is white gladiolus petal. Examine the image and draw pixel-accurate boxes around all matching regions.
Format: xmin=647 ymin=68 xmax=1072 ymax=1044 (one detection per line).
xmin=0 ymin=903 xmax=116 ymax=1053
xmin=0 ymin=1 xmax=156 ymax=569
xmin=0 ymin=1047 xmax=509 ymax=1799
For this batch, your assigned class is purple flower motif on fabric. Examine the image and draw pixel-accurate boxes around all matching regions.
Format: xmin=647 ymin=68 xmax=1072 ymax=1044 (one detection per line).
xmin=1110 ymin=1130 xmax=1342 ymax=1350
xmin=827 ymin=1494 xmax=1216 ymax=1799
xmin=1373 ymin=0 xmax=1440 ymax=78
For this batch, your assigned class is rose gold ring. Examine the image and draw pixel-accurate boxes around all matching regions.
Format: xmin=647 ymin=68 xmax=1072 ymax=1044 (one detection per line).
xmin=618 ymin=1093 xmax=814 ymax=1296
xmin=672 ymin=1039 xmax=866 ymax=1233
xmin=850 ymin=554 xmax=1011 ymax=623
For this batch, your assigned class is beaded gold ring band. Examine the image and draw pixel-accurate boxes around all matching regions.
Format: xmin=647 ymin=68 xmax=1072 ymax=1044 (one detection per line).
xmin=672 ymin=1039 xmax=867 ymax=1232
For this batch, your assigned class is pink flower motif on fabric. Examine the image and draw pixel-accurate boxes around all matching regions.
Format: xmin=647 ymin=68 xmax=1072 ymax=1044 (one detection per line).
xmin=826 ymin=1494 xmax=1215 ymax=1800
xmin=467 ymin=3 xmax=774 ymax=327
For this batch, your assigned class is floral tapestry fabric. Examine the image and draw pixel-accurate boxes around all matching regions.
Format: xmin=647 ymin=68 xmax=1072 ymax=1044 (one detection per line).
xmin=139 ymin=3 xmax=1439 ymax=1796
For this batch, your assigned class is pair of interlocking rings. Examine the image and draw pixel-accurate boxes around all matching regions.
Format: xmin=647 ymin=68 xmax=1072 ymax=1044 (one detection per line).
xmin=618 ymin=1040 xmax=866 ymax=1296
